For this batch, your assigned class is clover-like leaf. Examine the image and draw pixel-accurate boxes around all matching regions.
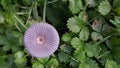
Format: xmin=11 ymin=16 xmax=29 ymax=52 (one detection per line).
xmin=46 ymin=58 xmax=58 ymax=68
xmin=98 ymin=1 xmax=111 ymax=15
xmin=71 ymin=37 xmax=84 ymax=49
xmin=60 ymin=44 xmax=73 ymax=54
xmin=62 ymin=33 xmax=72 ymax=42
xmin=67 ymin=16 xmax=84 ymax=33
xmin=32 ymin=62 xmax=44 ymax=68
xmin=91 ymin=32 xmax=103 ymax=41
xmin=58 ymin=52 xmax=70 ymax=63
xmin=79 ymin=27 xmax=90 ymax=41
xmin=85 ymin=44 xmax=100 ymax=57
xmin=86 ymin=59 xmax=99 ymax=68
xmin=74 ymin=48 xmax=86 ymax=62
xmin=105 ymin=59 xmax=118 ymax=68
xmin=69 ymin=0 xmax=83 ymax=14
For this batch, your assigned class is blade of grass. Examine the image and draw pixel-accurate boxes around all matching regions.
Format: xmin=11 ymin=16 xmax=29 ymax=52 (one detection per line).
xmin=47 ymin=0 xmax=59 ymax=4
xmin=14 ymin=15 xmax=27 ymax=29
xmin=93 ymin=34 xmax=113 ymax=46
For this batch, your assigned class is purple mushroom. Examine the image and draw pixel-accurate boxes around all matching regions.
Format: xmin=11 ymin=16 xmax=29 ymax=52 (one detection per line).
xmin=24 ymin=22 xmax=59 ymax=58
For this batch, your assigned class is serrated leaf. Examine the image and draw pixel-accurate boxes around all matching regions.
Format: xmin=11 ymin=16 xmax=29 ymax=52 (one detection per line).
xmin=98 ymin=1 xmax=111 ymax=15
xmin=14 ymin=57 xmax=27 ymax=68
xmin=70 ymin=59 xmax=79 ymax=68
xmin=60 ymin=44 xmax=73 ymax=54
xmin=69 ymin=0 xmax=83 ymax=14
xmin=85 ymin=44 xmax=100 ymax=57
xmin=46 ymin=58 xmax=58 ymax=68
xmin=14 ymin=51 xmax=24 ymax=59
xmin=71 ymin=37 xmax=83 ymax=49
xmin=79 ymin=62 xmax=89 ymax=68
xmin=86 ymin=59 xmax=99 ymax=68
xmin=74 ymin=48 xmax=86 ymax=62
xmin=79 ymin=27 xmax=90 ymax=41
xmin=86 ymin=0 xmax=96 ymax=7
xmin=37 ymin=58 xmax=49 ymax=64
xmin=91 ymin=32 xmax=103 ymax=41
xmin=58 ymin=52 xmax=70 ymax=63
xmin=67 ymin=16 xmax=84 ymax=33
xmin=62 ymin=33 xmax=71 ymax=42
xmin=91 ymin=19 xmax=102 ymax=32
xmin=32 ymin=62 xmax=44 ymax=68
xmin=105 ymin=59 xmax=118 ymax=68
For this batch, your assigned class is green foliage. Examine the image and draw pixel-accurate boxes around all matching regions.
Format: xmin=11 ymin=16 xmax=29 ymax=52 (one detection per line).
xmin=69 ymin=0 xmax=83 ymax=14
xmin=67 ymin=16 xmax=84 ymax=33
xmin=71 ymin=37 xmax=83 ymax=49
xmin=79 ymin=27 xmax=90 ymax=41
xmin=98 ymin=1 xmax=111 ymax=15
xmin=32 ymin=62 xmax=44 ymax=68
xmin=105 ymin=59 xmax=118 ymax=68
xmin=0 ymin=0 xmax=120 ymax=68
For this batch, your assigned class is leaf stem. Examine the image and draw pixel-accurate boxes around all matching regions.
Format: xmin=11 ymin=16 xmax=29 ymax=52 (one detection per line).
xmin=43 ymin=0 xmax=47 ymax=22
xmin=33 ymin=0 xmax=38 ymax=20
xmin=58 ymin=49 xmax=79 ymax=63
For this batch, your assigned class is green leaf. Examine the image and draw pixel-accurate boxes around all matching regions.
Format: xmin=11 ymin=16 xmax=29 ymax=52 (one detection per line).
xmin=98 ymin=1 xmax=111 ymax=15
xmin=2 ymin=45 xmax=10 ymax=51
xmin=86 ymin=59 xmax=99 ymax=68
xmin=74 ymin=48 xmax=86 ymax=62
xmin=37 ymin=58 xmax=49 ymax=64
xmin=79 ymin=27 xmax=90 ymax=41
xmin=79 ymin=62 xmax=89 ymax=68
xmin=85 ymin=44 xmax=100 ymax=57
xmin=69 ymin=0 xmax=83 ymax=14
xmin=113 ymin=0 xmax=120 ymax=8
xmin=70 ymin=59 xmax=79 ymax=67
xmin=12 ymin=31 xmax=22 ymax=38
xmin=112 ymin=47 xmax=120 ymax=59
xmin=105 ymin=59 xmax=118 ymax=68
xmin=32 ymin=62 xmax=44 ymax=68
xmin=4 ymin=12 xmax=15 ymax=26
xmin=85 ymin=0 xmax=97 ymax=7
xmin=113 ymin=7 xmax=120 ymax=15
xmin=14 ymin=51 xmax=24 ymax=59
xmin=67 ymin=16 xmax=84 ymax=33
xmin=46 ymin=58 xmax=58 ymax=68
xmin=71 ymin=37 xmax=84 ymax=49
xmin=62 ymin=33 xmax=71 ymax=42
xmin=58 ymin=52 xmax=70 ymax=63
xmin=14 ymin=57 xmax=27 ymax=68
xmin=0 ymin=14 xmax=5 ymax=23
xmin=60 ymin=44 xmax=73 ymax=54
xmin=91 ymin=32 xmax=103 ymax=41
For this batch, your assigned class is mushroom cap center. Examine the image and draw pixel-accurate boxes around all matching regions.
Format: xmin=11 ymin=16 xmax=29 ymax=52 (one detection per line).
xmin=37 ymin=36 xmax=45 ymax=44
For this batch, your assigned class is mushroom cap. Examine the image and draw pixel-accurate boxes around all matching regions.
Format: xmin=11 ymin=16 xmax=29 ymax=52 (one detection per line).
xmin=24 ymin=22 xmax=59 ymax=58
